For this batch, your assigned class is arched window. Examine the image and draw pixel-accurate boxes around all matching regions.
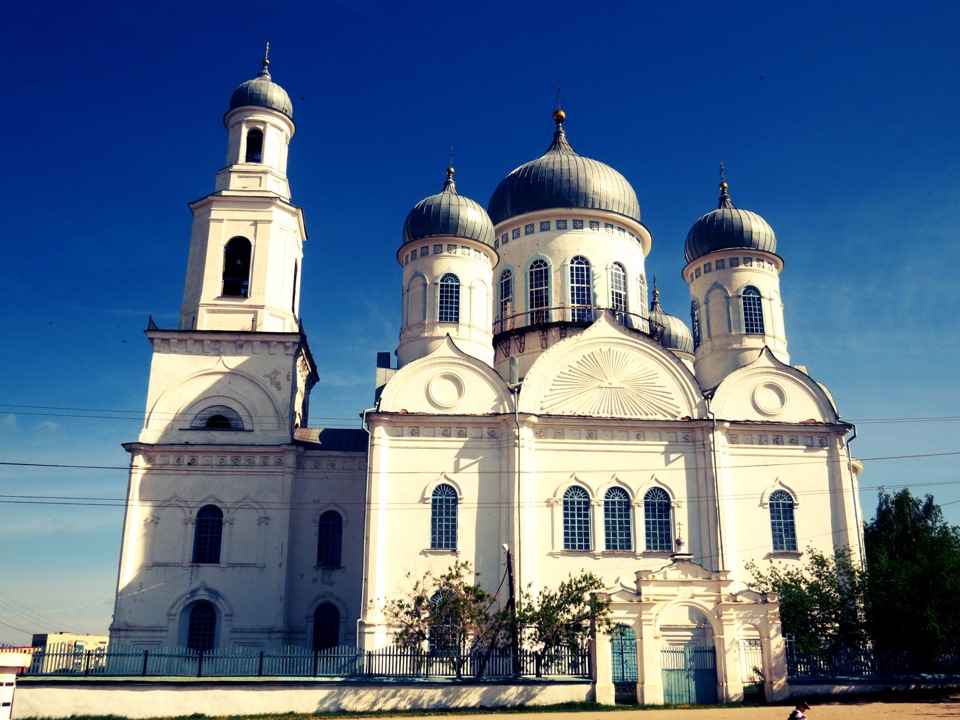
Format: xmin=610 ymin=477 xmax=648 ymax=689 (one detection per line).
xmin=317 ymin=510 xmax=343 ymax=567
xmin=643 ymin=488 xmax=672 ymax=552
xmin=562 ymin=486 xmax=591 ymax=551
xmin=638 ymin=275 xmax=648 ymax=319
xmin=742 ymin=286 xmax=765 ymax=334
xmin=499 ymin=269 xmax=513 ymax=329
xmin=691 ymin=299 xmax=702 ymax=348
xmin=431 ymin=484 xmax=458 ymax=549
xmin=570 ymin=256 xmax=593 ymax=322
xmin=191 ymin=405 xmax=244 ymax=431
xmin=312 ymin=603 xmax=340 ymax=651
xmin=245 ymin=128 xmax=263 ymax=163
xmin=428 ymin=590 xmax=457 ymax=654
xmin=186 ymin=601 xmax=217 ymax=652
xmin=438 ymin=273 xmax=460 ymax=323
xmin=192 ymin=505 xmax=223 ymax=564
xmin=222 ymin=237 xmax=252 ymax=298
xmin=610 ymin=263 xmax=627 ymax=321
xmin=604 ymin=487 xmax=632 ymax=551
xmin=769 ymin=490 xmax=798 ymax=552
xmin=528 ymin=259 xmax=550 ymax=324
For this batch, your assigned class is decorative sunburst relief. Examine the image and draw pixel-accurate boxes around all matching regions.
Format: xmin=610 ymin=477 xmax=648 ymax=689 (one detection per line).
xmin=540 ymin=347 xmax=682 ymax=418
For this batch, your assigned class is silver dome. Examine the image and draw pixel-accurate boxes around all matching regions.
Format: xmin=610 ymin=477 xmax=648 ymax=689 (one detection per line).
xmin=487 ymin=113 xmax=641 ymax=226
xmin=403 ymin=169 xmax=495 ymax=247
xmin=684 ymin=183 xmax=776 ymax=263
xmin=649 ymin=292 xmax=694 ymax=355
xmin=228 ymin=52 xmax=293 ymax=120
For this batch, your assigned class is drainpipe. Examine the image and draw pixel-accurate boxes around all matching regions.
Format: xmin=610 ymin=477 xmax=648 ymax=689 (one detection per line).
xmin=706 ymin=399 xmax=725 ymax=572
xmin=843 ymin=424 xmax=865 ymax=567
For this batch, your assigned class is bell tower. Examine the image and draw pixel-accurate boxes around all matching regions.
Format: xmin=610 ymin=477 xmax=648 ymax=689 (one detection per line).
xmin=179 ymin=45 xmax=305 ymax=334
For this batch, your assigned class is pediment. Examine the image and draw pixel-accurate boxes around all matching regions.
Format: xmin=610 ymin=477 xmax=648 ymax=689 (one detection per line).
xmin=712 ymin=347 xmax=840 ymax=423
xmin=519 ymin=313 xmax=704 ymax=420
xmin=378 ymin=336 xmax=512 ymax=415
xmin=637 ymin=559 xmax=729 ymax=583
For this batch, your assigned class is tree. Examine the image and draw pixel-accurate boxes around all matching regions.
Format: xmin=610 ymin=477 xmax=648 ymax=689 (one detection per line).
xmin=382 ymin=561 xmax=506 ymax=677
xmin=516 ymin=572 xmax=612 ymax=675
xmin=864 ymin=488 xmax=960 ymax=661
xmin=747 ymin=547 xmax=867 ymax=655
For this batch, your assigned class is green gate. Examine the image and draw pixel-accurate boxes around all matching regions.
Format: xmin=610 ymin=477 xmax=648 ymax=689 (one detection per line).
xmin=660 ymin=646 xmax=717 ymax=705
xmin=611 ymin=625 xmax=638 ymax=683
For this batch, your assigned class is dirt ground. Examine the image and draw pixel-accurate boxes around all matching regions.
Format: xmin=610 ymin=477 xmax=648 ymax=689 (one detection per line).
xmin=416 ymin=699 xmax=960 ymax=720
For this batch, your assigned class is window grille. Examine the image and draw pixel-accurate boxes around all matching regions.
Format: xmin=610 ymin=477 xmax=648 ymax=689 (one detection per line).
xmin=192 ymin=505 xmax=223 ymax=564
xmin=499 ymin=269 xmax=513 ymax=324
xmin=742 ymin=286 xmax=765 ymax=334
xmin=529 ymin=259 xmax=550 ymax=324
xmin=610 ymin=263 xmax=627 ymax=320
xmin=563 ymin=486 xmax=591 ymax=550
xmin=691 ymin=299 xmax=702 ymax=348
xmin=570 ymin=256 xmax=593 ymax=322
xmin=431 ymin=484 xmax=458 ymax=549
xmin=604 ymin=487 xmax=632 ymax=551
xmin=187 ymin=601 xmax=217 ymax=652
xmin=769 ymin=490 xmax=798 ymax=552
xmin=644 ymin=488 xmax=672 ymax=552
xmin=438 ymin=274 xmax=460 ymax=323
xmin=317 ymin=510 xmax=343 ymax=567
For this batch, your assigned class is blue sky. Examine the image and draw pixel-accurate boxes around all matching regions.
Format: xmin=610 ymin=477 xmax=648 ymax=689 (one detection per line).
xmin=2 ymin=1 xmax=959 ymax=645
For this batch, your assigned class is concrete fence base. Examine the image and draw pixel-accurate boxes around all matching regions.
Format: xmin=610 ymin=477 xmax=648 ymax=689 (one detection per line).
xmin=13 ymin=678 xmax=594 ymax=718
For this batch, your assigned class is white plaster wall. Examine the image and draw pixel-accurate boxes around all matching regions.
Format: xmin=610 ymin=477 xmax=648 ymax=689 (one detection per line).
xmin=13 ymin=680 xmax=593 ymax=719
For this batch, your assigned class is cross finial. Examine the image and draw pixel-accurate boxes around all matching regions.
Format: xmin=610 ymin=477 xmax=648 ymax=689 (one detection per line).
xmin=719 ymin=161 xmax=725 ymax=185
xmin=449 ymin=145 xmax=454 ymax=167
xmin=259 ymin=42 xmax=271 ymax=76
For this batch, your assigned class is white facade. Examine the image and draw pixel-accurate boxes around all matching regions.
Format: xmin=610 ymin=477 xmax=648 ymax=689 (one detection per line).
xmin=110 ymin=59 xmax=862 ymax=705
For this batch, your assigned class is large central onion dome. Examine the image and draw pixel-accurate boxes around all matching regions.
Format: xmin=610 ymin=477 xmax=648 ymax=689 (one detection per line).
xmin=684 ymin=182 xmax=776 ymax=263
xmin=227 ymin=45 xmax=293 ymax=120
xmin=403 ymin=168 xmax=495 ymax=246
xmin=487 ymin=111 xmax=641 ymax=226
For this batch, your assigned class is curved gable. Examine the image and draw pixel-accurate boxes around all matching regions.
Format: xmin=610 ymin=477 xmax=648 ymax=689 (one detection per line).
xmin=379 ymin=336 xmax=512 ymax=415
xmin=712 ymin=347 xmax=840 ymax=423
xmin=518 ymin=312 xmax=704 ymax=419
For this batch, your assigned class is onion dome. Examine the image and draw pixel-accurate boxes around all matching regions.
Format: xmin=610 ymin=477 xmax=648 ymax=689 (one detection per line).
xmin=487 ymin=110 xmax=641 ymax=226
xmin=403 ymin=168 xmax=496 ymax=246
xmin=684 ymin=182 xmax=776 ymax=263
xmin=228 ymin=45 xmax=293 ymax=119
xmin=649 ymin=290 xmax=694 ymax=355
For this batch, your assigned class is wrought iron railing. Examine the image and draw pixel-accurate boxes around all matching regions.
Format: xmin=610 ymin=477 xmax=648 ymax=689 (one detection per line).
xmin=786 ymin=641 xmax=960 ymax=678
xmin=22 ymin=643 xmax=590 ymax=680
xmin=493 ymin=306 xmax=663 ymax=340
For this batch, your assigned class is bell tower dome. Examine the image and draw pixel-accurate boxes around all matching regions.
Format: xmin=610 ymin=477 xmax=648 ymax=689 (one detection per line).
xmin=683 ymin=178 xmax=788 ymax=389
xmin=178 ymin=45 xmax=306 ymax=333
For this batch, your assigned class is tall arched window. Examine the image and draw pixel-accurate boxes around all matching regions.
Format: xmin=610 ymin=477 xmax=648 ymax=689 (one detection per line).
xmin=431 ymin=484 xmax=458 ymax=549
xmin=691 ymin=299 xmax=702 ymax=348
xmin=562 ymin=486 xmax=591 ymax=551
xmin=643 ymin=488 xmax=672 ymax=552
xmin=742 ymin=286 xmax=765 ymax=334
xmin=192 ymin=505 xmax=223 ymax=564
xmin=186 ymin=601 xmax=217 ymax=652
xmin=769 ymin=490 xmax=798 ymax=552
xmin=638 ymin=275 xmax=648 ymax=319
xmin=604 ymin=487 xmax=632 ymax=551
xmin=499 ymin=269 xmax=513 ymax=329
xmin=438 ymin=273 xmax=460 ymax=323
xmin=570 ymin=256 xmax=593 ymax=322
xmin=222 ymin=237 xmax=252 ymax=298
xmin=313 ymin=603 xmax=340 ymax=651
xmin=317 ymin=510 xmax=343 ymax=567
xmin=245 ymin=128 xmax=263 ymax=163
xmin=528 ymin=259 xmax=550 ymax=324
xmin=610 ymin=263 xmax=627 ymax=321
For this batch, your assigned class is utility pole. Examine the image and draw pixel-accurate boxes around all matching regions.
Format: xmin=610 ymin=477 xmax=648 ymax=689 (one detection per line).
xmin=504 ymin=544 xmax=521 ymax=675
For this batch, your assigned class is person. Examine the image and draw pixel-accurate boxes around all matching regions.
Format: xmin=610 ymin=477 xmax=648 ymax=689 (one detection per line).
xmin=788 ymin=700 xmax=811 ymax=719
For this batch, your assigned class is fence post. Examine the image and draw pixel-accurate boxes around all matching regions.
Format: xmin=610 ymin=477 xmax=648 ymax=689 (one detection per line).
xmin=83 ymin=650 xmax=91 ymax=676
xmin=142 ymin=650 xmax=148 ymax=677
xmin=197 ymin=650 xmax=204 ymax=678
xmin=258 ymin=651 xmax=264 ymax=677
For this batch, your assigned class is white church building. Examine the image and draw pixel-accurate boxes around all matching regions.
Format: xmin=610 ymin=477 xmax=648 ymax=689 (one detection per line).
xmin=110 ymin=55 xmax=863 ymax=705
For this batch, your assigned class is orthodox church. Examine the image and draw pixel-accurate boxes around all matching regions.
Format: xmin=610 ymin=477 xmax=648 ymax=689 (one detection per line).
xmin=110 ymin=56 xmax=863 ymax=704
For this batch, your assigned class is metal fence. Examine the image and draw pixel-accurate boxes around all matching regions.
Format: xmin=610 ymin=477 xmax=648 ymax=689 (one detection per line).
xmin=23 ymin=643 xmax=590 ymax=680
xmin=786 ymin=642 xmax=960 ymax=678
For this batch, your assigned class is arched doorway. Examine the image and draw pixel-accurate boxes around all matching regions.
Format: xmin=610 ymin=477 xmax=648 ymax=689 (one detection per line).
xmin=312 ymin=603 xmax=340 ymax=651
xmin=611 ymin=624 xmax=638 ymax=683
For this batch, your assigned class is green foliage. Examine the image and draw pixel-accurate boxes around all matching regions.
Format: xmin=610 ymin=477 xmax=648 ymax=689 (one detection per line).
xmin=516 ymin=572 xmax=612 ymax=671
xmin=747 ymin=547 xmax=867 ymax=654
xmin=864 ymin=488 xmax=960 ymax=657
xmin=383 ymin=561 xmax=506 ymax=676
